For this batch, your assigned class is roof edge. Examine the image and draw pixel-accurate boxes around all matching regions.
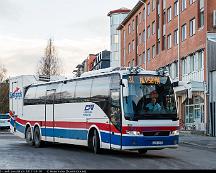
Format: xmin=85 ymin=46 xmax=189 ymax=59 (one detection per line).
xmin=117 ymin=0 xmax=145 ymax=30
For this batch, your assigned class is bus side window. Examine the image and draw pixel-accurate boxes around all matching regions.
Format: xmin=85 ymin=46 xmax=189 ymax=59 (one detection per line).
xmin=35 ymin=85 xmax=46 ymax=105
xmin=24 ymin=87 xmax=37 ymax=105
xmin=61 ymin=81 xmax=76 ymax=103
xmin=110 ymin=89 xmax=121 ymax=131
xmin=75 ymin=79 xmax=93 ymax=102
xmin=110 ymin=74 xmax=121 ymax=131
xmin=91 ymin=76 xmax=111 ymax=115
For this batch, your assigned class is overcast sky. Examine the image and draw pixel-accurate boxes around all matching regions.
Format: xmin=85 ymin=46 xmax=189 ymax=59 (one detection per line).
xmin=0 ymin=0 xmax=138 ymax=78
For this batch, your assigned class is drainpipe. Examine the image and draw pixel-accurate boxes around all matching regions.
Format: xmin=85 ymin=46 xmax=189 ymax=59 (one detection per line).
xmin=139 ymin=1 xmax=147 ymax=70
xmin=177 ymin=0 xmax=180 ymax=80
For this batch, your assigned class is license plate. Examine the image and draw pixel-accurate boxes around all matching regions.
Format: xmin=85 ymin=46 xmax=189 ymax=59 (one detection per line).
xmin=152 ymin=141 xmax=163 ymax=145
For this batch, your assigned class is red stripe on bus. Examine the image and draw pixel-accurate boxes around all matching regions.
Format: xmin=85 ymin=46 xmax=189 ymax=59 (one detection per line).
xmin=15 ymin=117 xmax=178 ymax=134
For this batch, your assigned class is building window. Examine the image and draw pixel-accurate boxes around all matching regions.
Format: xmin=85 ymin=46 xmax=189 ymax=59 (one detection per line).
xmin=152 ymin=21 xmax=156 ymax=34
xmin=182 ymin=58 xmax=186 ymax=75
xmin=147 ymin=3 xmax=151 ymax=16
xmin=139 ymin=33 xmax=142 ymax=45
xmin=198 ymin=51 xmax=204 ymax=70
xmin=132 ymin=20 xmax=135 ymax=31
xmin=190 ymin=54 xmax=195 ymax=72
xmin=152 ymin=45 xmax=156 ymax=58
xmin=190 ymin=0 xmax=196 ymax=5
xmin=128 ymin=43 xmax=131 ymax=54
xmin=199 ymin=0 xmax=204 ymax=28
xmin=190 ymin=18 xmax=196 ymax=36
xmin=167 ymin=7 xmax=172 ymax=22
xmin=113 ymin=34 xmax=119 ymax=44
xmin=152 ymin=0 xmax=156 ymax=11
xmin=147 ymin=48 xmax=151 ymax=61
xmin=162 ymin=36 xmax=166 ymax=50
xmin=143 ymin=8 xmax=146 ymax=20
xmin=157 ymin=2 xmax=160 ymax=15
xmin=139 ymin=12 xmax=142 ymax=24
xmin=132 ymin=59 xmax=135 ymax=67
xmin=147 ymin=25 xmax=151 ymax=38
xmin=143 ymin=29 xmax=146 ymax=42
xmin=163 ymin=0 xmax=166 ymax=10
xmin=128 ymin=24 xmax=131 ymax=34
xmin=174 ymin=0 xmax=179 ymax=16
xmin=181 ymin=24 xmax=187 ymax=41
xmin=143 ymin=51 xmax=146 ymax=64
xmin=167 ymin=34 xmax=172 ymax=49
xmin=174 ymin=29 xmax=179 ymax=45
xmin=157 ymin=41 xmax=160 ymax=54
xmin=132 ymin=40 xmax=135 ymax=51
xmin=138 ymin=54 xmax=142 ymax=66
xmin=182 ymin=0 xmax=187 ymax=11
xmin=163 ymin=10 xmax=166 ymax=25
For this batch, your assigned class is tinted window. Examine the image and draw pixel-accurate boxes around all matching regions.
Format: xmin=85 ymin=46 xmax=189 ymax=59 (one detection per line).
xmin=111 ymin=74 xmax=121 ymax=89
xmin=91 ymin=76 xmax=111 ymax=115
xmin=24 ymin=87 xmax=37 ymax=105
xmin=61 ymin=81 xmax=76 ymax=103
xmin=35 ymin=85 xmax=46 ymax=104
xmin=46 ymin=83 xmax=61 ymax=104
xmin=75 ymin=79 xmax=93 ymax=102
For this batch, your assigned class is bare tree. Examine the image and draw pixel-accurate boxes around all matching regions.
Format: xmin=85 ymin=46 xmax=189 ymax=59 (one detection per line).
xmin=0 ymin=64 xmax=8 ymax=113
xmin=37 ymin=38 xmax=62 ymax=76
xmin=0 ymin=64 xmax=7 ymax=82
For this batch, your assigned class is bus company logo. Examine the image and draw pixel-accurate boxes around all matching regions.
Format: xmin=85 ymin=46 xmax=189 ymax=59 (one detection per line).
xmin=9 ymin=87 xmax=23 ymax=99
xmin=83 ymin=104 xmax=94 ymax=116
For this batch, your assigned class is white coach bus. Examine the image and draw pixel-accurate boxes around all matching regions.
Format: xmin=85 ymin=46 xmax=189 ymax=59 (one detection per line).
xmin=10 ymin=67 xmax=179 ymax=154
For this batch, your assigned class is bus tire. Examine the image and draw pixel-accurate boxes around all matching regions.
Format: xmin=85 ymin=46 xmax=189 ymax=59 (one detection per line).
xmin=25 ymin=126 xmax=34 ymax=146
xmin=138 ymin=149 xmax=148 ymax=154
xmin=33 ymin=126 xmax=43 ymax=148
xmin=89 ymin=129 xmax=100 ymax=154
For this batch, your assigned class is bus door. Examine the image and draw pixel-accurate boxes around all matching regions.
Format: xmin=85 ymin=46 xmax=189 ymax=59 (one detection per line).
xmin=110 ymin=89 xmax=122 ymax=149
xmin=45 ymin=89 xmax=56 ymax=142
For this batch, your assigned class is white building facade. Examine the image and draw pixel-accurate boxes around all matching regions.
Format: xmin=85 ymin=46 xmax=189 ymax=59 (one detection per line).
xmin=108 ymin=8 xmax=130 ymax=68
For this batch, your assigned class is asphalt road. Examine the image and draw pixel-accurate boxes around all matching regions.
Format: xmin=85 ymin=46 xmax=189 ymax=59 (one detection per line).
xmin=0 ymin=130 xmax=216 ymax=170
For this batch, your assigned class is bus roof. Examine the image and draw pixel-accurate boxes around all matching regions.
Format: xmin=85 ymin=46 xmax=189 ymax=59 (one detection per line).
xmin=28 ymin=67 xmax=165 ymax=88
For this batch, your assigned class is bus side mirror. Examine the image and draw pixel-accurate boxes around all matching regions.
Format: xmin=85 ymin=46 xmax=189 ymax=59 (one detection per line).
xmin=172 ymin=81 xmax=179 ymax=87
xmin=121 ymin=79 xmax=129 ymax=97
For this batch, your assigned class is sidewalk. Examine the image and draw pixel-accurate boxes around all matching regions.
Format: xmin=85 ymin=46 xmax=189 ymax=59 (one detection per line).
xmin=179 ymin=131 xmax=216 ymax=149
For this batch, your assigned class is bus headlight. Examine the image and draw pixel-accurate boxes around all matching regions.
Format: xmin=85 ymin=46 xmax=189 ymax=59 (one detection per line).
xmin=126 ymin=130 xmax=141 ymax=135
xmin=170 ymin=130 xmax=179 ymax=136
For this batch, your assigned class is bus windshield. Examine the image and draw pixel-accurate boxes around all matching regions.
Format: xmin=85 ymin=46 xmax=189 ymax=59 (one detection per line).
xmin=123 ymin=75 xmax=177 ymax=121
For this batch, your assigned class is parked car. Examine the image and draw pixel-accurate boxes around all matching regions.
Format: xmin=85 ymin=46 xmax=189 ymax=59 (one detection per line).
xmin=0 ymin=113 xmax=10 ymax=129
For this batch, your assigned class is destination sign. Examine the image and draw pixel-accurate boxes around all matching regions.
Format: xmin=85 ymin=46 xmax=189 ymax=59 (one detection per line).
xmin=140 ymin=76 xmax=160 ymax=85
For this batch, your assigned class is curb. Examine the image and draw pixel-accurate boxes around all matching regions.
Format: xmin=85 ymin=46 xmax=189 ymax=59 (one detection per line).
xmin=181 ymin=141 xmax=216 ymax=149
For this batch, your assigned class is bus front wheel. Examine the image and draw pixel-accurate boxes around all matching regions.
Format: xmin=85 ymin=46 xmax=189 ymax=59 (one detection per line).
xmin=33 ymin=126 xmax=43 ymax=148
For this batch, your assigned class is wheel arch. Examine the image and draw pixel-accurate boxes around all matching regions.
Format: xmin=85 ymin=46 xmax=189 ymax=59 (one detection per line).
xmin=33 ymin=123 xmax=42 ymax=137
xmin=25 ymin=123 xmax=32 ymax=138
xmin=87 ymin=125 xmax=102 ymax=147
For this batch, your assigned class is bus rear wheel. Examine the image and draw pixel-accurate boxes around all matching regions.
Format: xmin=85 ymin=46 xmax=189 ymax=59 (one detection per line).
xmin=138 ymin=149 xmax=148 ymax=154
xmin=25 ymin=126 xmax=34 ymax=146
xmin=89 ymin=129 xmax=100 ymax=154
xmin=33 ymin=126 xmax=43 ymax=148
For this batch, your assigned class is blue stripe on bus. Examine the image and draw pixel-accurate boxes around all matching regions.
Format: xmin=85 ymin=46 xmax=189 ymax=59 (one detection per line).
xmin=41 ymin=128 xmax=88 ymax=140
xmin=10 ymin=118 xmax=15 ymax=127
xmin=15 ymin=122 xmax=25 ymax=134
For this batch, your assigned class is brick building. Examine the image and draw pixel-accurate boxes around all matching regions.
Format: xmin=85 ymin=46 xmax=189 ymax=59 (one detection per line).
xmin=117 ymin=0 xmax=216 ymax=134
